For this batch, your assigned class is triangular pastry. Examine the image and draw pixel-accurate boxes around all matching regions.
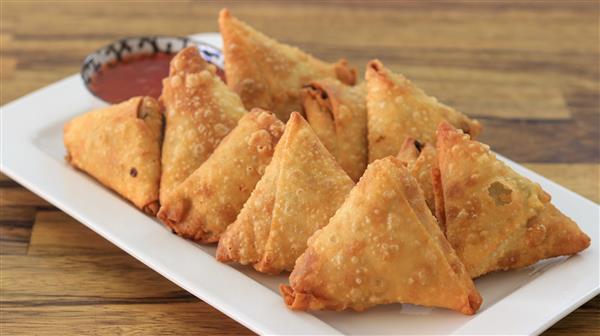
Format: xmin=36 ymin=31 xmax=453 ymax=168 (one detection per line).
xmin=157 ymin=109 xmax=284 ymax=242
xmin=366 ymin=60 xmax=481 ymax=162
xmin=281 ymin=157 xmax=482 ymax=315
xmin=219 ymin=9 xmax=356 ymax=121
xmin=396 ymin=138 xmax=437 ymax=216
xmin=160 ymin=46 xmax=246 ymax=202
xmin=435 ymin=122 xmax=590 ymax=278
xmin=216 ymin=112 xmax=354 ymax=274
xmin=302 ymin=79 xmax=367 ymax=181
xmin=64 ymin=96 xmax=162 ymax=215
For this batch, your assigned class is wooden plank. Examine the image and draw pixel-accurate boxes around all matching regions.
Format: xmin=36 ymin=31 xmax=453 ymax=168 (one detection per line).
xmin=0 ymin=206 xmax=36 ymax=255
xmin=0 ymin=240 xmax=29 ymax=256
xmin=1 ymin=2 xmax=597 ymax=118
xmin=2 ymin=2 xmax=597 ymax=53
xmin=523 ymin=164 xmax=600 ymax=203
xmin=0 ymin=57 xmax=17 ymax=80
xmin=0 ymin=206 xmax=37 ymax=222
xmin=0 ymin=303 xmax=253 ymax=335
xmin=1 ymin=242 xmax=252 ymax=334
xmin=0 ymin=172 xmax=19 ymax=187
xmin=0 ymin=187 xmax=53 ymax=208
xmin=480 ymin=115 xmax=599 ymax=163
xmin=28 ymin=211 xmax=121 ymax=255
xmin=0 ymin=254 xmax=194 ymax=303
xmin=416 ymin=76 xmax=570 ymax=120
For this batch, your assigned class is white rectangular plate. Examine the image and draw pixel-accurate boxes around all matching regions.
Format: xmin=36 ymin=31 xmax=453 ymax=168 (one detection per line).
xmin=1 ymin=33 xmax=598 ymax=335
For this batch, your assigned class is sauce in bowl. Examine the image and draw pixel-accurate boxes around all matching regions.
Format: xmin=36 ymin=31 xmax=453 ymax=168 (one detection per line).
xmin=82 ymin=37 xmax=226 ymax=104
xmin=89 ymin=52 xmax=174 ymax=104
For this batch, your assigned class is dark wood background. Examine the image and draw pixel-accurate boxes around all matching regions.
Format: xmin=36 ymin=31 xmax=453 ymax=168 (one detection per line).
xmin=1 ymin=1 xmax=598 ymax=335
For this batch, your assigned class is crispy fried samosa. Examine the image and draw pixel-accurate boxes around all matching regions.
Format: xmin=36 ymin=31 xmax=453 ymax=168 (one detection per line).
xmin=64 ymin=96 xmax=162 ymax=215
xmin=302 ymin=79 xmax=367 ymax=181
xmin=160 ymin=46 xmax=246 ymax=202
xmin=157 ymin=109 xmax=284 ymax=242
xmin=219 ymin=9 xmax=357 ymax=121
xmin=281 ymin=157 xmax=482 ymax=315
xmin=396 ymin=138 xmax=437 ymax=216
xmin=216 ymin=112 xmax=354 ymax=274
xmin=435 ymin=122 xmax=590 ymax=278
xmin=366 ymin=60 xmax=481 ymax=162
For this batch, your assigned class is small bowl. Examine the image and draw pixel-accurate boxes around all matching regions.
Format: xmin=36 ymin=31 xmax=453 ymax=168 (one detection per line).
xmin=81 ymin=36 xmax=224 ymax=103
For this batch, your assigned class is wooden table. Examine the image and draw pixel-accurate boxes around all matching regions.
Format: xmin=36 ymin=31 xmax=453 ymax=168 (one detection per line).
xmin=1 ymin=1 xmax=598 ymax=334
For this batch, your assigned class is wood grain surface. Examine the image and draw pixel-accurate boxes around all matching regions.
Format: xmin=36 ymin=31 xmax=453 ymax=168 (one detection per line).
xmin=1 ymin=1 xmax=598 ymax=335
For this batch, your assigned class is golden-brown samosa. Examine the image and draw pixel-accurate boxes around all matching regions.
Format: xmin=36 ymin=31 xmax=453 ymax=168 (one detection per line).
xmin=157 ymin=109 xmax=284 ymax=242
xmin=216 ymin=112 xmax=354 ymax=274
xmin=302 ymin=79 xmax=367 ymax=181
xmin=366 ymin=60 xmax=481 ymax=162
xmin=160 ymin=46 xmax=246 ymax=202
xmin=435 ymin=122 xmax=590 ymax=278
xmin=281 ymin=157 xmax=482 ymax=315
xmin=396 ymin=138 xmax=437 ymax=216
xmin=64 ymin=96 xmax=162 ymax=215
xmin=219 ymin=9 xmax=356 ymax=121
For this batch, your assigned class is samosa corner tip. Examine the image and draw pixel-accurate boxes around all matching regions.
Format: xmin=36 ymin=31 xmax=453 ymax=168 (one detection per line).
xmin=283 ymin=112 xmax=311 ymax=139
xmin=279 ymin=284 xmax=330 ymax=311
xmin=334 ymin=59 xmax=357 ymax=85
xmin=367 ymin=59 xmax=383 ymax=72
xmin=143 ymin=201 xmax=160 ymax=217
xmin=365 ymin=59 xmax=384 ymax=80
xmin=168 ymin=45 xmax=208 ymax=75
xmin=219 ymin=8 xmax=231 ymax=21
xmin=436 ymin=121 xmax=462 ymax=141
xmin=436 ymin=120 xmax=482 ymax=144
xmin=287 ymin=111 xmax=304 ymax=125
xmin=436 ymin=112 xmax=482 ymax=140
xmin=365 ymin=59 xmax=409 ymax=86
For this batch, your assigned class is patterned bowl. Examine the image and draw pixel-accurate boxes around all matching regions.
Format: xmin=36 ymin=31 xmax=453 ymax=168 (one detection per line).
xmin=81 ymin=36 xmax=224 ymax=103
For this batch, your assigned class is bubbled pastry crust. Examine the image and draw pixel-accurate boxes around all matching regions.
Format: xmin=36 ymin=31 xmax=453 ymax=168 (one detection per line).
xmin=157 ymin=109 xmax=284 ymax=243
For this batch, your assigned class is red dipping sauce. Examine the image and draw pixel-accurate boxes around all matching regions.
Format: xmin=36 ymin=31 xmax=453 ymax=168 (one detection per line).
xmin=90 ymin=53 xmax=174 ymax=104
xmin=89 ymin=52 xmax=226 ymax=104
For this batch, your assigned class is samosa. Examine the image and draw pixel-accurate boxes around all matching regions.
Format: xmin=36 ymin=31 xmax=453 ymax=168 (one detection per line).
xmin=366 ymin=60 xmax=481 ymax=162
xmin=281 ymin=157 xmax=482 ymax=315
xmin=64 ymin=96 xmax=162 ymax=215
xmin=434 ymin=122 xmax=590 ymax=278
xmin=396 ymin=138 xmax=437 ymax=216
xmin=160 ymin=46 xmax=246 ymax=202
xmin=219 ymin=9 xmax=356 ymax=121
xmin=216 ymin=112 xmax=354 ymax=274
xmin=158 ymin=109 xmax=284 ymax=242
xmin=302 ymin=79 xmax=367 ymax=181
